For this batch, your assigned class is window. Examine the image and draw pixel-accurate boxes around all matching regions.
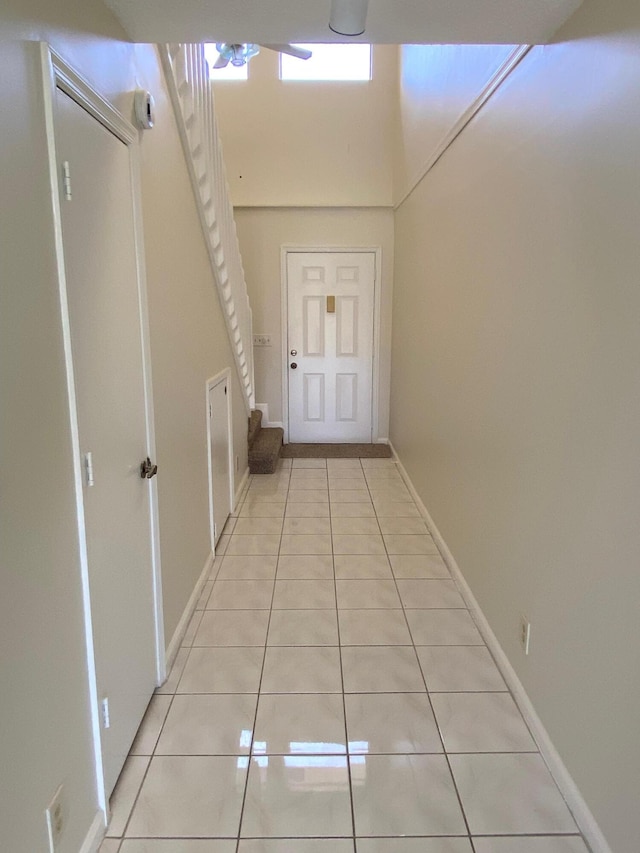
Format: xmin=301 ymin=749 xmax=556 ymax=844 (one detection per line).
xmin=280 ymin=44 xmax=371 ymax=81
xmin=204 ymin=44 xmax=248 ymax=80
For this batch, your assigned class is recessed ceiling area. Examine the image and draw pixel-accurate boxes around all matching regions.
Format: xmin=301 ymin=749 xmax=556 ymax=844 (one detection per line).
xmin=103 ymin=0 xmax=584 ymax=46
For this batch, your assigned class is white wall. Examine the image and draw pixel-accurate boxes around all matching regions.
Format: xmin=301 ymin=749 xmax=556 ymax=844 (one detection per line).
xmin=0 ymin=4 xmax=246 ymax=850
xmin=235 ymin=207 xmax=394 ymax=437
xmin=390 ymin=3 xmax=640 ymax=850
xmin=212 ymin=46 xmax=397 ymax=207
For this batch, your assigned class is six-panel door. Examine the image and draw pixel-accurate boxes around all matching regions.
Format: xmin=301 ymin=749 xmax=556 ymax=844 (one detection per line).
xmin=287 ymin=252 xmax=375 ymax=442
xmin=55 ymin=88 xmax=157 ymax=796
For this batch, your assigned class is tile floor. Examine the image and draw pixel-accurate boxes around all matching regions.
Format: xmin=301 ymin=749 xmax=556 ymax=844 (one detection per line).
xmin=101 ymin=457 xmax=589 ymax=853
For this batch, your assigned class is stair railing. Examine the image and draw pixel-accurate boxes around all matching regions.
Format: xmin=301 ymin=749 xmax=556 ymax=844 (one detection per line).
xmin=160 ymin=43 xmax=255 ymax=413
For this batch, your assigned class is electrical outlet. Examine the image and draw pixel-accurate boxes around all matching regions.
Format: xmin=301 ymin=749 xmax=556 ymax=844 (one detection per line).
xmin=520 ymin=615 xmax=531 ymax=655
xmin=252 ymin=334 xmax=272 ymax=347
xmin=45 ymin=784 xmax=65 ymax=852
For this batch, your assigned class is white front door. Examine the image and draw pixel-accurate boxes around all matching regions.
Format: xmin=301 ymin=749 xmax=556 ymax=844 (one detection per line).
xmin=208 ymin=376 xmax=232 ymax=545
xmin=54 ymin=88 xmax=157 ymax=796
xmin=287 ymin=251 xmax=376 ymax=443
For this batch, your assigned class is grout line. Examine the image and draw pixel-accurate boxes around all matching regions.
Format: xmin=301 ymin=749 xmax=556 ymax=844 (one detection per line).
xmin=233 ymin=490 xmax=282 ymax=849
xmin=364 ymin=464 xmax=477 ymax=847
xmin=142 ymin=689 xmax=511 ymax=695
xmin=333 ymin=458 xmax=361 ymax=847
xmin=114 ymin=545 xmax=227 ymax=838
xmin=117 ymin=702 xmax=170 ymax=840
xmin=108 ymin=832 xmax=587 ymax=839
xmin=187 ymin=641 xmax=490 ymax=648
xmin=122 ymin=748 xmax=543 ymax=758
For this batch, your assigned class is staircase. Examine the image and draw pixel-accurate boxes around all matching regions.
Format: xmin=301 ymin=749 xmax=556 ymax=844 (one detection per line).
xmin=160 ymin=43 xmax=255 ymax=414
xmin=248 ymin=410 xmax=283 ymax=474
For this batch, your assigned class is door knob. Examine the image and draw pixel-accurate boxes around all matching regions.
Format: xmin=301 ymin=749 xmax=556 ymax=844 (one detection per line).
xmin=290 ymin=349 xmax=297 ymax=356
xmin=290 ymin=362 xmax=298 ymax=369
xmin=140 ymin=457 xmax=158 ymax=479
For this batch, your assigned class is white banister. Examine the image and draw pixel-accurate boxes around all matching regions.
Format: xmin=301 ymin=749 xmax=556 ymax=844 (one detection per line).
xmin=160 ymin=43 xmax=255 ymax=413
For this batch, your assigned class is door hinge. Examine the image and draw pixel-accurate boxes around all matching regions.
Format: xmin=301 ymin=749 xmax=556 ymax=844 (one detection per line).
xmin=209 ymin=403 xmax=212 ymax=418
xmin=84 ymin=452 xmax=94 ymax=487
xmin=100 ymin=697 xmax=110 ymax=729
xmin=62 ymin=161 xmax=72 ymax=201
xmin=224 ymin=385 xmax=227 ymax=395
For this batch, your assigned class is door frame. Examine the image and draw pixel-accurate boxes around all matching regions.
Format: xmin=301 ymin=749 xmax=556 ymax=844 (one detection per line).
xmin=280 ymin=246 xmax=383 ymax=444
xmin=206 ymin=368 xmax=235 ymax=551
xmin=40 ymin=43 xmax=165 ymax=815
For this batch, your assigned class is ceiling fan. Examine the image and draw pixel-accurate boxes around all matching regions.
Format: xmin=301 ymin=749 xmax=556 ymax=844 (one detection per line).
xmin=212 ymin=43 xmax=312 ymax=69
xmin=212 ymin=0 xmax=369 ymax=69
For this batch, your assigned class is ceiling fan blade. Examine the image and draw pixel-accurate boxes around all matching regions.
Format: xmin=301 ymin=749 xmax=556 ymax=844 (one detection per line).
xmin=213 ymin=54 xmax=230 ymax=69
xmin=262 ymin=44 xmax=312 ymax=61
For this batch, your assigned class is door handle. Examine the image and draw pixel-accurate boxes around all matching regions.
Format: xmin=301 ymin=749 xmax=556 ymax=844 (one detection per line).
xmin=140 ymin=457 xmax=158 ymax=479
xmin=290 ymin=362 xmax=298 ymax=369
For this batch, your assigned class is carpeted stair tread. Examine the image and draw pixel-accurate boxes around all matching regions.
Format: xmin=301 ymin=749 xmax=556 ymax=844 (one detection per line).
xmin=248 ymin=410 xmax=262 ymax=450
xmin=249 ymin=427 xmax=283 ymax=474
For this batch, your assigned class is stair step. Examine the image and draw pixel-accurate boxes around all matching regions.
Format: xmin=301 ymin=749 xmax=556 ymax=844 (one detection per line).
xmin=249 ymin=427 xmax=283 ymax=475
xmin=248 ymin=409 xmax=262 ymax=450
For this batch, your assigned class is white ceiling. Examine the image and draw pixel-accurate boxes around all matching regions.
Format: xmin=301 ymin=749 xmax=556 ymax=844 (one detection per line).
xmin=103 ymin=0 xmax=584 ymax=46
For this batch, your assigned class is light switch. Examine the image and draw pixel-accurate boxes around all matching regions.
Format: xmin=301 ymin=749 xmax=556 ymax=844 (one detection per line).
xmin=253 ymin=334 xmax=272 ymax=347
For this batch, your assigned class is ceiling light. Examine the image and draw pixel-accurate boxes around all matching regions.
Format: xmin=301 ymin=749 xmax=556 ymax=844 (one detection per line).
xmin=329 ymin=0 xmax=369 ymax=37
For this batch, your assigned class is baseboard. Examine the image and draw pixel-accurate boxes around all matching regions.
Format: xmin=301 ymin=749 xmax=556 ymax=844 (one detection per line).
xmin=164 ymin=550 xmax=214 ymax=676
xmin=234 ymin=465 xmax=250 ymax=509
xmin=79 ymin=810 xmax=106 ymax=853
xmin=255 ymin=402 xmax=269 ymax=422
xmin=254 ymin=403 xmax=284 ymax=431
xmin=388 ymin=440 xmax=612 ymax=853
xmin=375 ymin=436 xmax=389 ymax=445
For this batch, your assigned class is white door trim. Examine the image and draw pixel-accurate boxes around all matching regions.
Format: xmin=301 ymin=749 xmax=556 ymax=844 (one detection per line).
xmin=40 ymin=43 xmax=165 ymax=817
xmin=206 ymin=368 xmax=235 ymax=551
xmin=281 ymin=245 xmax=382 ymax=444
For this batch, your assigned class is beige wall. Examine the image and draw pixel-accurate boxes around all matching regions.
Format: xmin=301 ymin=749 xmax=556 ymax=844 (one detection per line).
xmin=216 ymin=45 xmax=397 ymax=436
xmin=235 ymin=207 xmax=394 ymax=437
xmin=0 ymin=5 xmax=138 ymax=850
xmin=135 ymin=46 xmax=249 ymax=642
xmin=212 ymin=46 xmax=397 ymax=207
xmin=0 ymin=4 xmax=246 ymax=850
xmin=390 ymin=3 xmax=640 ymax=850
xmin=393 ymin=44 xmax=517 ymax=203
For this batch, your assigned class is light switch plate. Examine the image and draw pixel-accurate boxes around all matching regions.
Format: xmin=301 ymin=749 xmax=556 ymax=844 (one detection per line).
xmin=253 ymin=334 xmax=272 ymax=347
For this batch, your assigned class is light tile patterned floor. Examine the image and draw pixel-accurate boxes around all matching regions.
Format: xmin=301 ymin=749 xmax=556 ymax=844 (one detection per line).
xmin=102 ymin=458 xmax=589 ymax=853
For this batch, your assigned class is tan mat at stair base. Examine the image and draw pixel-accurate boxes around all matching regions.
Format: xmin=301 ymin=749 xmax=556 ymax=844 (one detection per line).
xmin=280 ymin=443 xmax=392 ymax=459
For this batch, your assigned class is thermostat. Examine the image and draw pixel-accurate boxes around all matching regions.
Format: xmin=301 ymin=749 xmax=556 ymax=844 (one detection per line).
xmin=134 ymin=90 xmax=155 ymax=130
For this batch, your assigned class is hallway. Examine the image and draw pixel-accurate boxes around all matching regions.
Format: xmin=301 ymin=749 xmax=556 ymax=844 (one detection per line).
xmin=100 ymin=457 xmax=588 ymax=852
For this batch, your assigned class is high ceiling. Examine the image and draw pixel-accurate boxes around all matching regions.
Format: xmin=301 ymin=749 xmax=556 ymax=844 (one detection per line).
xmin=103 ymin=0 xmax=584 ymax=45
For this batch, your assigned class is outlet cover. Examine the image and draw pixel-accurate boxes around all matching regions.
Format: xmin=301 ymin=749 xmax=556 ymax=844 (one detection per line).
xmin=45 ymin=784 xmax=65 ymax=852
